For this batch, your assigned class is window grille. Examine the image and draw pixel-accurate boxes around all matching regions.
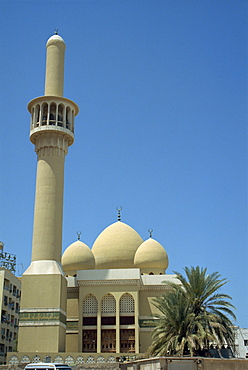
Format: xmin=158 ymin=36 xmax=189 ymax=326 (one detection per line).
xmin=54 ymin=356 xmax=63 ymax=364
xmin=32 ymin=355 xmax=41 ymax=363
xmin=97 ymin=356 xmax=105 ymax=363
xmin=120 ymin=293 xmax=134 ymax=313
xmin=101 ymin=294 xmax=116 ymax=313
xmin=86 ymin=356 xmax=95 ymax=363
xmin=20 ymin=355 xmax=30 ymax=364
xmin=9 ymin=356 xmax=18 ymax=365
xmin=107 ymin=356 xmax=115 ymax=363
xmin=76 ymin=356 xmax=84 ymax=364
xmin=65 ymin=356 xmax=74 ymax=365
xmin=83 ymin=294 xmax=98 ymax=314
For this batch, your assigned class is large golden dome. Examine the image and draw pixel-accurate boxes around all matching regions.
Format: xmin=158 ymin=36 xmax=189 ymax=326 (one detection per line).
xmin=134 ymin=238 xmax=169 ymax=273
xmin=91 ymin=221 xmax=143 ymax=269
xmin=62 ymin=240 xmax=95 ymax=276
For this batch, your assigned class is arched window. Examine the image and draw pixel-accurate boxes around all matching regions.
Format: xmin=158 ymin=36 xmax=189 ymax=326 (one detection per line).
xmin=41 ymin=103 xmax=48 ymax=125
xmin=35 ymin=104 xmax=40 ymax=127
xmin=58 ymin=104 xmax=64 ymax=127
xmin=101 ymin=294 xmax=116 ymax=314
xmin=71 ymin=110 xmax=75 ymax=133
xmin=101 ymin=294 xmax=116 ymax=324
xmin=83 ymin=294 xmax=98 ymax=314
xmin=66 ymin=106 xmax=71 ymax=130
xmin=49 ymin=103 xmax=56 ymax=125
xmin=120 ymin=293 xmax=134 ymax=313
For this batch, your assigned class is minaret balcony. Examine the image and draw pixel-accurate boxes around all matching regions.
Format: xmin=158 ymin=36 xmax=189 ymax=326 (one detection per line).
xmin=28 ymin=96 xmax=79 ymax=146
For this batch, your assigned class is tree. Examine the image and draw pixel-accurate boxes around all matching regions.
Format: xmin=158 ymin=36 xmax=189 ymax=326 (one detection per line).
xmin=148 ymin=266 xmax=236 ymax=357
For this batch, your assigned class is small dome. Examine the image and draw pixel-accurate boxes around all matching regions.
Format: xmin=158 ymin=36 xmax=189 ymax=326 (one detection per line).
xmin=134 ymin=238 xmax=169 ymax=272
xmin=46 ymin=34 xmax=66 ymax=49
xmin=62 ymin=240 xmax=95 ymax=276
xmin=92 ymin=221 xmax=143 ymax=269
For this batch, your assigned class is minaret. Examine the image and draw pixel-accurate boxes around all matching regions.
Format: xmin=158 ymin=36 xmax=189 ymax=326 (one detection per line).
xmin=18 ymin=33 xmax=79 ymax=353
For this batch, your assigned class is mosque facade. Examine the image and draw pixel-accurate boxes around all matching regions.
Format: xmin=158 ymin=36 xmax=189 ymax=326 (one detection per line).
xmin=62 ymin=218 xmax=176 ymax=358
xmin=8 ymin=33 xmax=178 ymax=365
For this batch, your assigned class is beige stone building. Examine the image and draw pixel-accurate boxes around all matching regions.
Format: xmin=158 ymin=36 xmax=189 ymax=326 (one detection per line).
xmin=8 ymin=33 xmax=178 ymax=365
xmin=0 ymin=267 xmax=21 ymax=364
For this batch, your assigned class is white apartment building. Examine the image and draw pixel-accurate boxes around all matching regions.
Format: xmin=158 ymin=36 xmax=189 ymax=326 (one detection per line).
xmin=235 ymin=327 xmax=248 ymax=358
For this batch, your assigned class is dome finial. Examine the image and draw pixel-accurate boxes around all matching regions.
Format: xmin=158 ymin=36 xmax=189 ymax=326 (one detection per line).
xmin=116 ymin=206 xmax=122 ymax=221
xmin=148 ymin=228 xmax=153 ymax=238
xmin=76 ymin=231 xmax=81 ymax=240
xmin=54 ymin=27 xmax=59 ymax=35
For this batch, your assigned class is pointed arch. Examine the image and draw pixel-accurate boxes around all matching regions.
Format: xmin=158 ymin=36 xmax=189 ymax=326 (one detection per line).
xmin=120 ymin=293 xmax=135 ymax=313
xmin=49 ymin=102 xmax=56 ymax=125
xmin=101 ymin=293 xmax=116 ymax=314
xmin=58 ymin=103 xmax=64 ymax=126
xmin=83 ymin=294 xmax=98 ymax=314
xmin=41 ymin=102 xmax=48 ymax=125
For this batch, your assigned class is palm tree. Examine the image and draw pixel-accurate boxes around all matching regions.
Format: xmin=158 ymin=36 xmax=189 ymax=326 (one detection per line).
xmin=148 ymin=266 xmax=236 ymax=357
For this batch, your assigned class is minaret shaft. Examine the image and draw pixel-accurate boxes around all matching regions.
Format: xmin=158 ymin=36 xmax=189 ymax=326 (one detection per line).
xmin=32 ymin=146 xmax=65 ymax=262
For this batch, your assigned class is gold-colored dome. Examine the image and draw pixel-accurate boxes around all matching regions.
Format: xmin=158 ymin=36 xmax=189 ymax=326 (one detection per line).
xmin=91 ymin=221 xmax=143 ymax=269
xmin=134 ymin=238 xmax=169 ymax=271
xmin=62 ymin=240 xmax=95 ymax=276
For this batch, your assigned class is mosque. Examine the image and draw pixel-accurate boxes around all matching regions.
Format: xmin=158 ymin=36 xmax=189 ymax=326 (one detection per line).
xmin=8 ymin=33 xmax=178 ymax=365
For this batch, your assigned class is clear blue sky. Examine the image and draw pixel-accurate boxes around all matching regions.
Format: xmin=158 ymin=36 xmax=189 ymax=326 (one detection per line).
xmin=0 ymin=1 xmax=247 ymax=328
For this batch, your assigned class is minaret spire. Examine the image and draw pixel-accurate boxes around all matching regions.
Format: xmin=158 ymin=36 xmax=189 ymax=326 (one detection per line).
xmin=116 ymin=206 xmax=122 ymax=221
xmin=148 ymin=228 xmax=153 ymax=238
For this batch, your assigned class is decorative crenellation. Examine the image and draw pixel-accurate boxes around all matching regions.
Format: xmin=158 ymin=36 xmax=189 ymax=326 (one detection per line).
xmin=78 ymin=279 xmax=140 ymax=287
xmin=67 ymin=286 xmax=79 ymax=293
xmin=140 ymin=284 xmax=172 ymax=290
